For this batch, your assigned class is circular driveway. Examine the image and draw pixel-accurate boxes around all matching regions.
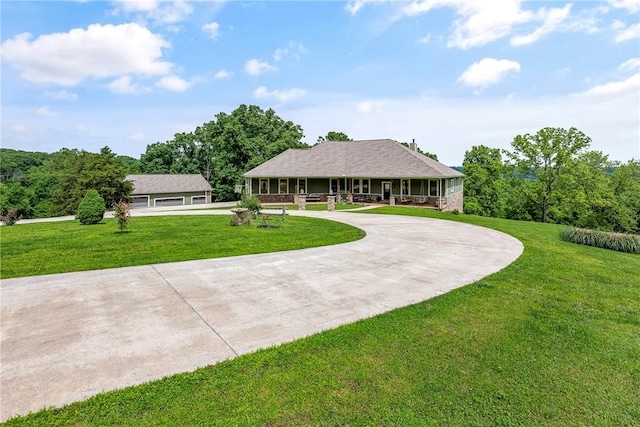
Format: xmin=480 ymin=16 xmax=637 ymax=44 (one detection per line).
xmin=0 ymin=210 xmax=523 ymax=421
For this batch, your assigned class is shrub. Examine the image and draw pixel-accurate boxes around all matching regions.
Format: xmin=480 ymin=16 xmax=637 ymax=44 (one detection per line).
xmin=0 ymin=208 xmax=22 ymax=226
xmin=76 ymin=189 xmax=106 ymax=225
xmin=113 ymin=200 xmax=131 ymax=232
xmin=560 ymin=227 xmax=640 ymax=254
xmin=238 ymin=193 xmax=261 ymax=219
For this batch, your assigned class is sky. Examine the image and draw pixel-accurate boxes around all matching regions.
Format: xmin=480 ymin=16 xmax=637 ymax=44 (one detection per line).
xmin=1 ymin=0 xmax=639 ymax=166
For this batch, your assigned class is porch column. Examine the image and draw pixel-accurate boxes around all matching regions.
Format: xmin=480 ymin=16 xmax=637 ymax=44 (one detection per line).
xmin=327 ymin=195 xmax=336 ymax=212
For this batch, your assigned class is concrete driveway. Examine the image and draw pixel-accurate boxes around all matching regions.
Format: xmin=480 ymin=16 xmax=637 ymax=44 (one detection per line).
xmin=0 ymin=210 xmax=523 ymax=421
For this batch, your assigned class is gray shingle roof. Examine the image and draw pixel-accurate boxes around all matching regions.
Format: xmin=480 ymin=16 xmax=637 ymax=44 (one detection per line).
xmin=244 ymin=139 xmax=464 ymax=179
xmin=126 ymin=174 xmax=212 ymax=195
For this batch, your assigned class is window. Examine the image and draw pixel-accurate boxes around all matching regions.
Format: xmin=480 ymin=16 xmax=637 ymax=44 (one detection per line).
xmin=429 ymin=179 xmax=438 ymax=196
xmin=297 ymin=178 xmax=307 ymax=193
xmin=353 ymin=178 xmax=370 ymax=194
xmin=401 ymin=179 xmax=410 ymax=195
xmin=330 ymin=178 xmax=338 ymax=194
xmin=279 ymin=178 xmax=288 ymax=194
xmin=259 ymin=179 xmax=269 ymax=194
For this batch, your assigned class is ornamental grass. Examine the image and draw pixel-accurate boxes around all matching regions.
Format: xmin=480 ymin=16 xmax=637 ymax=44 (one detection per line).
xmin=559 ymin=227 xmax=640 ymax=254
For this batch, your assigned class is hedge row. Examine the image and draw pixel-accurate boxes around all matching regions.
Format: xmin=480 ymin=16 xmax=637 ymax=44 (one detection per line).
xmin=560 ymin=227 xmax=640 ymax=254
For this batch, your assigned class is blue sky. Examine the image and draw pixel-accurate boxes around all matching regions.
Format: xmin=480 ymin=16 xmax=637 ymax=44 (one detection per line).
xmin=1 ymin=0 xmax=639 ymax=165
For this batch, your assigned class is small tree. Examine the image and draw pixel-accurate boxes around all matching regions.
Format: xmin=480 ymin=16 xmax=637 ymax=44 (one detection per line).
xmin=113 ymin=200 xmax=131 ymax=232
xmin=76 ymin=189 xmax=106 ymax=225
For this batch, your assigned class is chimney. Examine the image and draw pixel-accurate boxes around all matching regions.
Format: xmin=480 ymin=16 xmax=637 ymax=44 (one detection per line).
xmin=409 ymin=139 xmax=417 ymax=152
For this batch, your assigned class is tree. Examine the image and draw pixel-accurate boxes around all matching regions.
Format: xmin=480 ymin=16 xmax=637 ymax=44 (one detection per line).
xmin=113 ymin=200 xmax=131 ymax=232
xmin=317 ymin=131 xmax=352 ymax=143
xmin=0 ymin=182 xmax=34 ymax=218
xmin=0 ymin=149 xmax=50 ymax=182
xmin=52 ymin=147 xmax=132 ymax=215
xmin=507 ymin=127 xmax=591 ymax=223
xmin=462 ymin=145 xmax=507 ymax=217
xmin=611 ymin=159 xmax=640 ymax=233
xmin=140 ymin=104 xmax=307 ymax=202
xmin=76 ymin=189 xmax=106 ymax=225
xmin=399 ymin=142 xmax=438 ymax=161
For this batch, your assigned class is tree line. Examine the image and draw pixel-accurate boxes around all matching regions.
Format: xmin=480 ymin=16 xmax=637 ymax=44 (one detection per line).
xmin=2 ymin=104 xmax=638 ymax=235
xmin=463 ymin=127 xmax=639 ymax=234
xmin=0 ymin=147 xmax=135 ymax=218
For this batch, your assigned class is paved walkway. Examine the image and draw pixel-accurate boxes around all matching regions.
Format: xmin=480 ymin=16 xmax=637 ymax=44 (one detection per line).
xmin=0 ymin=210 xmax=523 ymax=421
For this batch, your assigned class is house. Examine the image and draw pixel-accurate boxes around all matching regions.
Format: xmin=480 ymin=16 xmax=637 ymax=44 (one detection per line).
xmin=243 ymin=139 xmax=464 ymax=211
xmin=126 ymin=174 xmax=212 ymax=208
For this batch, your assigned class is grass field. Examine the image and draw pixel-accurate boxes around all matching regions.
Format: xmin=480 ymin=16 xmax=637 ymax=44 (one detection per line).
xmin=0 ymin=215 xmax=364 ymax=279
xmin=3 ymin=207 xmax=639 ymax=426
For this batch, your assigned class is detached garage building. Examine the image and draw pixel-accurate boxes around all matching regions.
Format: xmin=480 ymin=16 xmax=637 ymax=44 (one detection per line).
xmin=126 ymin=174 xmax=212 ymax=208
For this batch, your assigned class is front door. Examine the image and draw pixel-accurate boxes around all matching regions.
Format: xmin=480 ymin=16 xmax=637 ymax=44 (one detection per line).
xmin=382 ymin=181 xmax=391 ymax=200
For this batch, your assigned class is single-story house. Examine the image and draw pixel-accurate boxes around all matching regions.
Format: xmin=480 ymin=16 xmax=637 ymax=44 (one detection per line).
xmin=126 ymin=174 xmax=212 ymax=208
xmin=243 ymin=139 xmax=464 ymax=211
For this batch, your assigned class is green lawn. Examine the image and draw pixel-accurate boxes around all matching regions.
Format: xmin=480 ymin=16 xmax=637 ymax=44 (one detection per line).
xmin=3 ymin=207 xmax=639 ymax=426
xmin=0 ymin=215 xmax=364 ymax=279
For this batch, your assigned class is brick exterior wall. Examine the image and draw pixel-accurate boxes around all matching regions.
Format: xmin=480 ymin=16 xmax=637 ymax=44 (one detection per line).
xmin=443 ymin=191 xmax=463 ymax=212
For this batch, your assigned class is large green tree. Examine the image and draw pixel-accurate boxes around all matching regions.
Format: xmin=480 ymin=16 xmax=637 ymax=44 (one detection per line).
xmin=610 ymin=159 xmax=640 ymax=233
xmin=140 ymin=104 xmax=307 ymax=201
xmin=0 ymin=149 xmax=50 ymax=182
xmin=462 ymin=145 xmax=507 ymax=217
xmin=507 ymin=127 xmax=591 ymax=223
xmin=51 ymin=146 xmax=132 ymax=215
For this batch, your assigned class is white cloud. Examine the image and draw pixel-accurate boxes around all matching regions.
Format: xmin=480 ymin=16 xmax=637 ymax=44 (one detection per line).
xmin=113 ymin=0 xmax=158 ymax=13
xmin=273 ymin=41 xmax=308 ymax=61
xmin=356 ymin=100 xmax=383 ymax=113
xmin=418 ymin=33 xmax=432 ymax=44
xmin=458 ymin=58 xmax=521 ymax=89
xmin=0 ymin=23 xmax=172 ymax=86
xmin=510 ymin=4 xmax=572 ymax=46
xmin=619 ymin=58 xmax=640 ymax=72
xmin=361 ymin=0 xmax=595 ymax=49
xmin=108 ymin=75 xmax=146 ymax=94
xmin=155 ymin=75 xmax=191 ymax=92
xmin=112 ymin=0 xmax=193 ymax=24
xmin=35 ymin=106 xmax=56 ymax=117
xmin=214 ymin=69 xmax=232 ymax=79
xmin=346 ymin=0 xmax=385 ymax=15
xmin=245 ymin=59 xmax=277 ymax=76
xmin=202 ymin=22 xmax=220 ymax=39
xmin=582 ymin=73 xmax=640 ymax=97
xmin=608 ymin=0 xmax=640 ymax=13
xmin=46 ymin=90 xmax=78 ymax=101
xmin=614 ymin=22 xmax=640 ymax=42
xmin=253 ymin=86 xmax=306 ymax=103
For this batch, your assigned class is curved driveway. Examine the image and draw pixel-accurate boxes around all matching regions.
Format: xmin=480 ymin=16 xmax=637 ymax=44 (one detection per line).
xmin=0 ymin=210 xmax=523 ymax=421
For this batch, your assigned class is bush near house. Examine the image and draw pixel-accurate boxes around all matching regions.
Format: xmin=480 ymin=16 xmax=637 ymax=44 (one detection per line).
xmin=560 ymin=227 xmax=640 ymax=254
xmin=76 ymin=189 xmax=106 ymax=225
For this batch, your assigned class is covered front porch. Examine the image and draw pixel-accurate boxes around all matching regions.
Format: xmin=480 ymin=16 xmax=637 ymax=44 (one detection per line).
xmin=245 ymin=176 xmax=463 ymax=211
